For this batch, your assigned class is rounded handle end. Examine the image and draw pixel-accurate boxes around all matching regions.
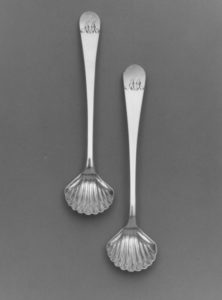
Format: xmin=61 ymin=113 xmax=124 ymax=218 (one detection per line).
xmin=123 ymin=64 xmax=146 ymax=91
xmin=79 ymin=11 xmax=101 ymax=33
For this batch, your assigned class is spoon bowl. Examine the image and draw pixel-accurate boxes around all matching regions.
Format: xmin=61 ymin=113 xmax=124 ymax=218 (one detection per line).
xmin=65 ymin=168 xmax=114 ymax=215
xmin=106 ymin=219 xmax=157 ymax=272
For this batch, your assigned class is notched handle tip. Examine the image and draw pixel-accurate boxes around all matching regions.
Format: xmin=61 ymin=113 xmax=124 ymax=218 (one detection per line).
xmin=123 ymin=64 xmax=146 ymax=91
xmin=79 ymin=11 xmax=101 ymax=33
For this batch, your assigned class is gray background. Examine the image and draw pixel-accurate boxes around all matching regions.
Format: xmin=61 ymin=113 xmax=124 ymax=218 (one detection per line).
xmin=0 ymin=0 xmax=222 ymax=299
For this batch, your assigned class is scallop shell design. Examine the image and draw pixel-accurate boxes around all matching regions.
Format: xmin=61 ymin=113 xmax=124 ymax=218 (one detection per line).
xmin=64 ymin=172 xmax=114 ymax=215
xmin=106 ymin=227 xmax=157 ymax=272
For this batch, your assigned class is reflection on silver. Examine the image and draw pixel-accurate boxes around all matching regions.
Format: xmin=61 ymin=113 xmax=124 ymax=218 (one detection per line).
xmin=64 ymin=12 xmax=114 ymax=215
xmin=65 ymin=170 xmax=114 ymax=215
xmin=106 ymin=224 xmax=157 ymax=272
xmin=106 ymin=65 xmax=157 ymax=271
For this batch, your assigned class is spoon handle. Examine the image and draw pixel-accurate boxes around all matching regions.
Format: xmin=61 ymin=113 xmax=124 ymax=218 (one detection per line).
xmin=79 ymin=12 xmax=101 ymax=169
xmin=123 ymin=65 xmax=146 ymax=218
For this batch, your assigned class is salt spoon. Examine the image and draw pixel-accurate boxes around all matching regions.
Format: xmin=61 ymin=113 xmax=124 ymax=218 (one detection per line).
xmin=64 ymin=12 xmax=114 ymax=215
xmin=106 ymin=65 xmax=157 ymax=271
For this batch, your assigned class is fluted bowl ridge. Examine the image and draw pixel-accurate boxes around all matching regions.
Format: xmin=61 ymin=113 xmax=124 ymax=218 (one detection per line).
xmin=64 ymin=171 xmax=114 ymax=215
xmin=106 ymin=225 xmax=157 ymax=272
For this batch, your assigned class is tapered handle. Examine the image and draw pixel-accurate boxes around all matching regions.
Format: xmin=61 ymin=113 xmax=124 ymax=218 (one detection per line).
xmin=123 ymin=65 xmax=146 ymax=218
xmin=79 ymin=12 xmax=100 ymax=168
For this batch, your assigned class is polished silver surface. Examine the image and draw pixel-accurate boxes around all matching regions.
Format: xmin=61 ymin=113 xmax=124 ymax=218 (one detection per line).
xmin=64 ymin=12 xmax=114 ymax=215
xmin=106 ymin=222 xmax=157 ymax=272
xmin=65 ymin=171 xmax=114 ymax=215
xmin=106 ymin=65 xmax=157 ymax=271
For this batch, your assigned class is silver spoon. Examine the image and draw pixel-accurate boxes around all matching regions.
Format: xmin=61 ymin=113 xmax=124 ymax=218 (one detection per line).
xmin=64 ymin=12 xmax=114 ymax=215
xmin=106 ymin=65 xmax=157 ymax=271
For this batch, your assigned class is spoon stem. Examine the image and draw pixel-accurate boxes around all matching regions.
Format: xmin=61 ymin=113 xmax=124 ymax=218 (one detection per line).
xmin=123 ymin=65 xmax=146 ymax=218
xmin=79 ymin=12 xmax=100 ymax=169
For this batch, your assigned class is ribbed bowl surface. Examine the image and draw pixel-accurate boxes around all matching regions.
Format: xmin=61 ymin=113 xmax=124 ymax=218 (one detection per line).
xmin=64 ymin=173 xmax=114 ymax=215
xmin=106 ymin=226 xmax=157 ymax=272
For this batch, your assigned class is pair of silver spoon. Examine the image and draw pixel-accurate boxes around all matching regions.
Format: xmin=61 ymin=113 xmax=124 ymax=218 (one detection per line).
xmin=64 ymin=11 xmax=157 ymax=272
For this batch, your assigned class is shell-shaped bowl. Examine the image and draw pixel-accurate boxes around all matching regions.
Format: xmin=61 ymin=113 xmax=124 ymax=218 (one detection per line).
xmin=106 ymin=226 xmax=157 ymax=272
xmin=64 ymin=172 xmax=114 ymax=215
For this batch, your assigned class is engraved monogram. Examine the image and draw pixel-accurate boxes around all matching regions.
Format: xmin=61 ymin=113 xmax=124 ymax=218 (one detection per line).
xmin=128 ymin=79 xmax=144 ymax=91
xmin=81 ymin=21 xmax=99 ymax=33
